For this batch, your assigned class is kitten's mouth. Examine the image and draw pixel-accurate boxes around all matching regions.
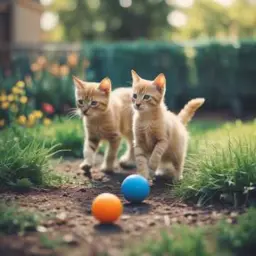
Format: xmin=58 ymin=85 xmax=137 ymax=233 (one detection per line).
xmin=134 ymin=106 xmax=143 ymax=111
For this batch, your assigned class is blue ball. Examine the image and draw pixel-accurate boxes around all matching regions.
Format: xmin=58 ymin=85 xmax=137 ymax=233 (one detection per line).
xmin=121 ymin=174 xmax=150 ymax=203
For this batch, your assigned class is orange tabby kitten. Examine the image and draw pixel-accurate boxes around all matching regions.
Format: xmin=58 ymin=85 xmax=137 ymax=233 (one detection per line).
xmin=131 ymin=70 xmax=205 ymax=180
xmin=73 ymin=76 xmax=134 ymax=174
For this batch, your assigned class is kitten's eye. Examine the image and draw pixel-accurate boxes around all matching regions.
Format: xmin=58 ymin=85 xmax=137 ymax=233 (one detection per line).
xmin=77 ymin=100 xmax=84 ymax=105
xmin=90 ymin=101 xmax=98 ymax=107
xmin=143 ymin=94 xmax=151 ymax=100
xmin=133 ymin=94 xmax=137 ymax=99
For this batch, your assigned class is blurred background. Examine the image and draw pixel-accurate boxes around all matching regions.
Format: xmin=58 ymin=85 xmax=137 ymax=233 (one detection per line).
xmin=1 ymin=0 xmax=256 ymax=129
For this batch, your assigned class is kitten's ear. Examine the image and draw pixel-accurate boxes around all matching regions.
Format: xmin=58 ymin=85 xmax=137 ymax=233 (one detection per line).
xmin=98 ymin=77 xmax=112 ymax=94
xmin=73 ymin=76 xmax=84 ymax=90
xmin=153 ymin=73 xmax=166 ymax=92
xmin=131 ymin=70 xmax=141 ymax=83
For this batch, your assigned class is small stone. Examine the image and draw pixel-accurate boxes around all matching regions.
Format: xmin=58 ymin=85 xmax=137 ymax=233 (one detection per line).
xmin=63 ymin=234 xmax=78 ymax=245
xmin=154 ymin=215 xmax=161 ymax=221
xmin=230 ymin=212 xmax=238 ymax=218
xmin=121 ymin=215 xmax=131 ymax=220
xmin=37 ymin=225 xmax=47 ymax=233
xmin=164 ymin=215 xmax=170 ymax=226
xmin=79 ymin=188 xmax=87 ymax=192
xmin=56 ymin=212 xmax=67 ymax=224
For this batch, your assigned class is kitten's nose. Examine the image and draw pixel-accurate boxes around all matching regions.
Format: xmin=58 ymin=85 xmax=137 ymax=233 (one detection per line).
xmin=136 ymin=103 xmax=141 ymax=108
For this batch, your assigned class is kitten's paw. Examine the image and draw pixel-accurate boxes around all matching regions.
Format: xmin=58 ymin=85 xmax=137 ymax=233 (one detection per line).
xmin=100 ymin=163 xmax=115 ymax=174
xmin=80 ymin=160 xmax=92 ymax=174
xmin=119 ymin=158 xmax=136 ymax=169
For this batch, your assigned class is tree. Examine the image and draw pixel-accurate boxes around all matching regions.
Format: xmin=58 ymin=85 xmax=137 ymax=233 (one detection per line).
xmin=172 ymin=0 xmax=256 ymax=41
xmin=52 ymin=0 xmax=174 ymax=41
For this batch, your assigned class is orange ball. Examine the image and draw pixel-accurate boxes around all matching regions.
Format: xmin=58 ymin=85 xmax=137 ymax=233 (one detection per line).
xmin=92 ymin=193 xmax=123 ymax=223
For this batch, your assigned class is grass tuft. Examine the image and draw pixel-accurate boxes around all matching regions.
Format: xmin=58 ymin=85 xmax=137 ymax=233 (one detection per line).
xmin=175 ymin=121 xmax=256 ymax=205
xmin=0 ymin=126 xmax=65 ymax=190
xmin=129 ymin=208 xmax=256 ymax=256
xmin=0 ymin=203 xmax=40 ymax=235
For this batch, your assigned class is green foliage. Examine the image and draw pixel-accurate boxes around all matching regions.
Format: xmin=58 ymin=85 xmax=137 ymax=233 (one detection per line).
xmin=0 ymin=203 xmax=40 ymax=235
xmin=174 ymin=0 xmax=256 ymax=41
xmin=83 ymin=40 xmax=256 ymax=114
xmin=55 ymin=0 xmax=173 ymax=41
xmin=217 ymin=208 xmax=256 ymax=255
xmin=37 ymin=118 xmax=84 ymax=158
xmin=175 ymin=121 xmax=256 ymax=206
xmin=129 ymin=226 xmax=211 ymax=256
xmin=0 ymin=126 xmax=64 ymax=190
xmin=35 ymin=117 xmax=128 ymax=158
xmin=40 ymin=235 xmax=64 ymax=250
xmin=129 ymin=208 xmax=256 ymax=256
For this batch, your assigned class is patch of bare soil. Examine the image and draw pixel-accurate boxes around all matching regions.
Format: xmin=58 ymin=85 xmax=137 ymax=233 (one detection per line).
xmin=0 ymin=159 xmax=245 ymax=256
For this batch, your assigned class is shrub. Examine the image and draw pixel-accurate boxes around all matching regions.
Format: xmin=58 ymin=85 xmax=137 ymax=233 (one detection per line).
xmin=175 ymin=121 xmax=256 ymax=206
xmin=0 ymin=127 xmax=64 ymax=190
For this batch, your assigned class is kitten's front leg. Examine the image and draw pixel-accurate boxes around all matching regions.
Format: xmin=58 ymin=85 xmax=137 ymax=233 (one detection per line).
xmin=80 ymin=137 xmax=99 ymax=174
xmin=100 ymin=136 xmax=121 ymax=173
xmin=148 ymin=139 xmax=168 ymax=174
xmin=134 ymin=145 xmax=150 ymax=179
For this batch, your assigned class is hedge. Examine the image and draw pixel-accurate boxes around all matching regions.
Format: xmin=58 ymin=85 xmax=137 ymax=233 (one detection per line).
xmin=83 ymin=40 xmax=256 ymax=115
xmin=1 ymin=40 xmax=256 ymax=116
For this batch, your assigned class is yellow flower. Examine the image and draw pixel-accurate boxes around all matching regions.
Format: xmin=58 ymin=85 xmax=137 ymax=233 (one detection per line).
xmin=1 ymin=101 xmax=9 ymax=109
xmin=33 ymin=110 xmax=43 ymax=119
xmin=12 ymin=87 xmax=22 ymax=94
xmin=27 ymin=116 xmax=36 ymax=128
xmin=16 ymin=81 xmax=25 ymax=88
xmin=0 ymin=119 xmax=5 ymax=127
xmin=10 ymin=104 xmax=18 ymax=113
xmin=43 ymin=118 xmax=52 ymax=126
xmin=0 ymin=94 xmax=7 ymax=102
xmin=20 ymin=96 xmax=28 ymax=104
xmin=67 ymin=53 xmax=78 ymax=67
xmin=17 ymin=115 xmax=27 ymax=125
xmin=28 ymin=113 xmax=36 ymax=122
xmin=59 ymin=65 xmax=70 ymax=76
xmin=49 ymin=64 xmax=59 ymax=76
xmin=31 ymin=63 xmax=41 ymax=72
xmin=37 ymin=56 xmax=47 ymax=68
xmin=7 ymin=94 xmax=15 ymax=102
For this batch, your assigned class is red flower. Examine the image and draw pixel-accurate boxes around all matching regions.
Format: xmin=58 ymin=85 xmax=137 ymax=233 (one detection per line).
xmin=42 ymin=103 xmax=55 ymax=114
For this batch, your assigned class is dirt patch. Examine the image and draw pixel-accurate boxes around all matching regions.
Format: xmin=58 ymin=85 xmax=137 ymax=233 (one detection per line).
xmin=0 ymin=159 xmax=245 ymax=256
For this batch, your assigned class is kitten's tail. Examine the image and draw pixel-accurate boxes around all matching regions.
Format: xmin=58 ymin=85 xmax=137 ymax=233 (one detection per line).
xmin=178 ymin=98 xmax=205 ymax=125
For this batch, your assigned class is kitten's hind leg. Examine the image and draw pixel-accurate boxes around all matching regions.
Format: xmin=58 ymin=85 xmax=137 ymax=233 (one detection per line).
xmin=119 ymin=136 xmax=136 ymax=169
xmin=80 ymin=137 xmax=99 ymax=175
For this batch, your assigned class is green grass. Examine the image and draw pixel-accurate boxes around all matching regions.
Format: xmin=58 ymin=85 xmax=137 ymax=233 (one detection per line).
xmin=128 ymin=207 xmax=256 ymax=256
xmin=35 ymin=117 xmax=129 ymax=158
xmin=33 ymin=118 xmax=218 ymax=159
xmin=0 ymin=203 xmax=40 ymax=235
xmin=175 ymin=121 xmax=256 ymax=206
xmin=0 ymin=126 xmax=65 ymax=190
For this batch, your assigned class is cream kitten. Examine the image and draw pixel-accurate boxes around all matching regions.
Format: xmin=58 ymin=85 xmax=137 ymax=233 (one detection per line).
xmin=73 ymin=76 xmax=135 ymax=174
xmin=131 ymin=70 xmax=205 ymax=180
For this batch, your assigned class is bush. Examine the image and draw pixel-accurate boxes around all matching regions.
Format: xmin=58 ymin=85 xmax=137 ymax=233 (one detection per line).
xmin=175 ymin=121 xmax=256 ymax=206
xmin=0 ymin=127 xmax=64 ymax=190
